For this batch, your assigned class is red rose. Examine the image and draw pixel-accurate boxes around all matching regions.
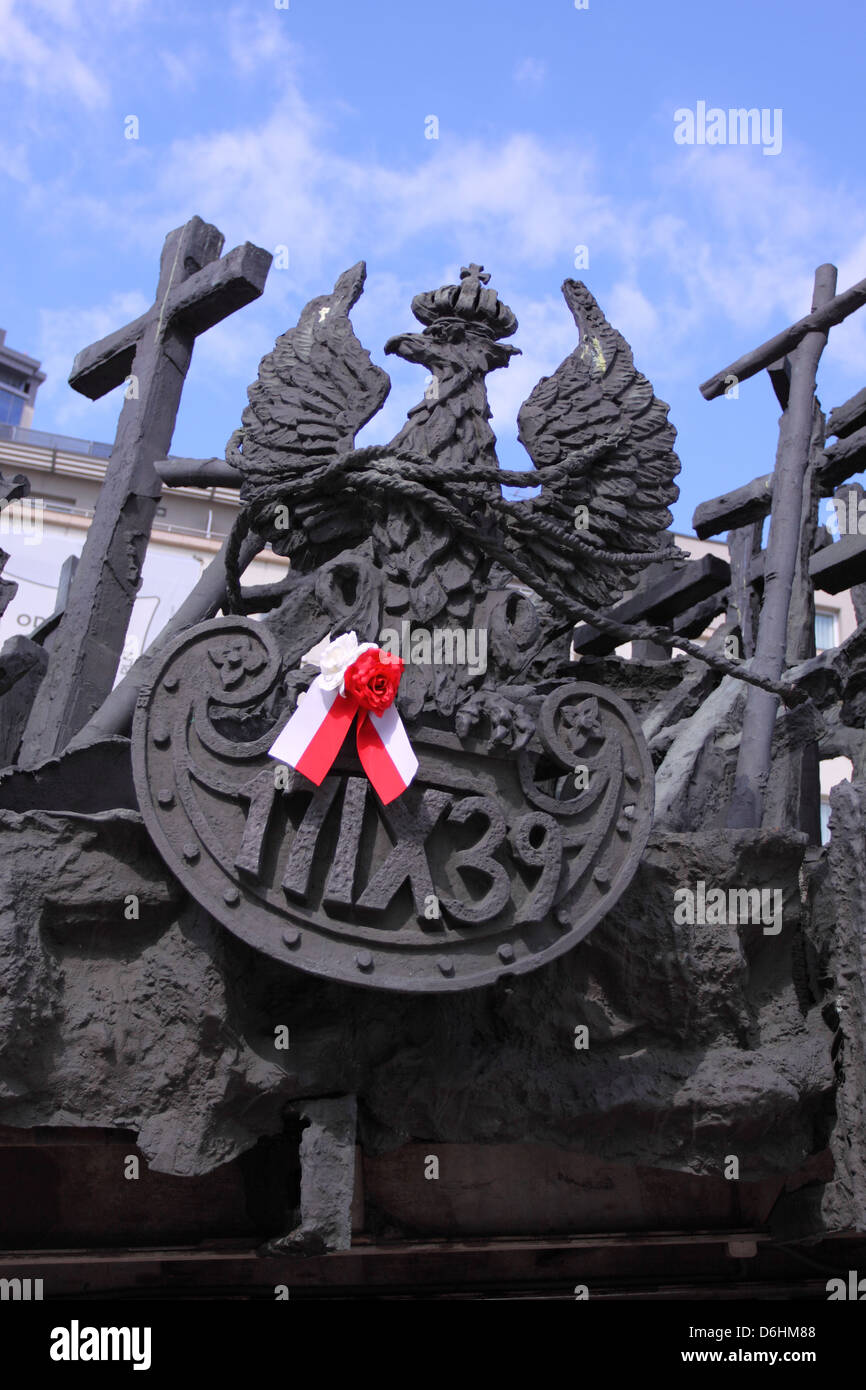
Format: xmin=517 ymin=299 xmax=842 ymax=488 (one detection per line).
xmin=344 ymin=648 xmax=404 ymax=714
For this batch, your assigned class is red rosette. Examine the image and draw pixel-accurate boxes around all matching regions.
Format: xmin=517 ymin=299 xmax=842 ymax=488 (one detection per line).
xmin=343 ymin=647 xmax=404 ymax=715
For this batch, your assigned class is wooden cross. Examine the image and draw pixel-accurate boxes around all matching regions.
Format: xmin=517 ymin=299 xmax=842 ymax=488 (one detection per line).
xmin=698 ymin=262 xmax=866 ymax=830
xmin=18 ymin=217 xmax=271 ymax=767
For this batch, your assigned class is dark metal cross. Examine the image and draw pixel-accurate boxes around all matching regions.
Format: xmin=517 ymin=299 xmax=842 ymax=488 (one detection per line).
xmin=460 ymin=264 xmax=490 ymax=284
xmin=19 ymin=216 xmax=272 ymax=767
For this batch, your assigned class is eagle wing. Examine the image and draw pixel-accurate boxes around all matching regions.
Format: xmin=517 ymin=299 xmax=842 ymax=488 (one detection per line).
xmin=230 ymin=261 xmax=390 ymax=487
xmin=514 ymin=279 xmax=680 ymax=612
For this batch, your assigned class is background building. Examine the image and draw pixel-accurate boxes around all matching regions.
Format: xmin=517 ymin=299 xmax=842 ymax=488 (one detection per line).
xmin=0 ymin=326 xmax=287 ymax=685
xmin=0 ymin=329 xmax=45 ymax=429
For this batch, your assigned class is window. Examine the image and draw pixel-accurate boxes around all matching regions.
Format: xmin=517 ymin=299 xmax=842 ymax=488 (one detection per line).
xmin=0 ymin=365 xmax=27 ymax=392
xmin=0 ymin=387 xmax=23 ymax=426
xmin=815 ymin=610 xmax=838 ymax=653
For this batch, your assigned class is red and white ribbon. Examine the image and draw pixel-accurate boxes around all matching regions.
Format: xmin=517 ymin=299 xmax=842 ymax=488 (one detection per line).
xmin=268 ymin=632 xmax=418 ymax=804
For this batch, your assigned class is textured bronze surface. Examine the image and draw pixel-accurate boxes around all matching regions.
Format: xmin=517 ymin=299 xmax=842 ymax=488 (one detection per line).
xmin=133 ymin=617 xmax=652 ymax=992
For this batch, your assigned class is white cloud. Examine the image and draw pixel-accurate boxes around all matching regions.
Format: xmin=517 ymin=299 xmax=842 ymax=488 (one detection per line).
xmin=12 ymin=41 xmax=866 ymax=459
xmin=0 ymin=140 xmax=29 ymax=182
xmin=37 ymin=290 xmax=151 ymax=432
xmin=137 ymin=111 xmax=613 ymax=292
xmin=514 ymin=57 xmax=547 ymax=86
xmin=351 ymin=269 xmax=430 ymax=446
xmin=226 ymin=5 xmax=298 ymax=77
xmin=159 ymin=47 xmax=202 ymax=92
xmin=605 ymin=283 xmax=660 ymax=361
xmin=486 ymin=293 xmax=578 ymax=456
xmin=0 ymin=0 xmax=107 ymax=109
xmin=653 ymin=144 xmax=864 ymax=336
xmin=73 ymin=88 xmax=864 ymax=453
xmin=29 ymin=0 xmax=80 ymax=27
xmin=20 ymin=34 xmax=863 ymax=390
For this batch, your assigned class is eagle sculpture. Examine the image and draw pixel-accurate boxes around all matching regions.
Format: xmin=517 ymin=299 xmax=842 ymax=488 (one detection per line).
xmin=221 ymin=261 xmax=681 ymax=749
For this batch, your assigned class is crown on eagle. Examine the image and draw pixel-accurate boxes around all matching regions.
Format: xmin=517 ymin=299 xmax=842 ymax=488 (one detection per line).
xmin=410 ymin=263 xmax=518 ymax=340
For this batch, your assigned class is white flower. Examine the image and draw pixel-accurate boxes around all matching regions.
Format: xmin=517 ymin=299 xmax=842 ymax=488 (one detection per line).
xmin=301 ymin=631 xmax=377 ymax=693
xmin=301 ymin=631 xmax=339 ymax=669
xmin=319 ymin=635 xmax=362 ymax=689
xmin=301 ymin=631 xmax=358 ymax=688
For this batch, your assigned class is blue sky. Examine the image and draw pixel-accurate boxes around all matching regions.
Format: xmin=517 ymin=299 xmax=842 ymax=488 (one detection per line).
xmin=1 ymin=0 xmax=865 ymax=533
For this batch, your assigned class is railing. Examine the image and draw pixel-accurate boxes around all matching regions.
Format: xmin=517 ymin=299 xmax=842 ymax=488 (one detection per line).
xmin=34 ymin=499 xmax=229 ymax=542
xmin=0 ymin=426 xmax=241 ymax=511
xmin=0 ymin=422 xmax=112 ymax=459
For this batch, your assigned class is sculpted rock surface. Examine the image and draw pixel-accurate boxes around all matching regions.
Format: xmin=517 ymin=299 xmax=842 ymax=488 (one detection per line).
xmin=0 ymin=789 xmax=837 ymax=1197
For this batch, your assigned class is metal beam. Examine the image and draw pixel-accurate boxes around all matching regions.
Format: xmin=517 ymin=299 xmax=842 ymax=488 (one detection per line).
xmin=572 ymin=554 xmax=731 ymax=656
xmin=700 ymin=271 xmax=866 ymax=401
xmin=693 ymin=474 xmax=773 ymax=539
xmin=818 ymin=425 xmax=866 ymax=492
xmin=726 ymin=264 xmax=837 ymax=829
xmin=809 ymin=532 xmax=866 ymax=594
xmin=154 ymin=457 xmax=242 ymax=488
xmin=827 ymin=385 xmax=866 ymax=440
xmin=767 ymin=356 xmax=791 ymax=410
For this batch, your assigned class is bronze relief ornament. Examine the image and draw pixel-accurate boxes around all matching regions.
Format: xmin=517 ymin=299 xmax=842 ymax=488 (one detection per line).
xmin=133 ymin=262 xmax=678 ymax=991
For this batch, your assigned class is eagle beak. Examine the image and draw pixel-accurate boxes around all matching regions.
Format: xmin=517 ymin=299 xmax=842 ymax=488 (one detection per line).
xmin=384 ymin=332 xmax=428 ymax=359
